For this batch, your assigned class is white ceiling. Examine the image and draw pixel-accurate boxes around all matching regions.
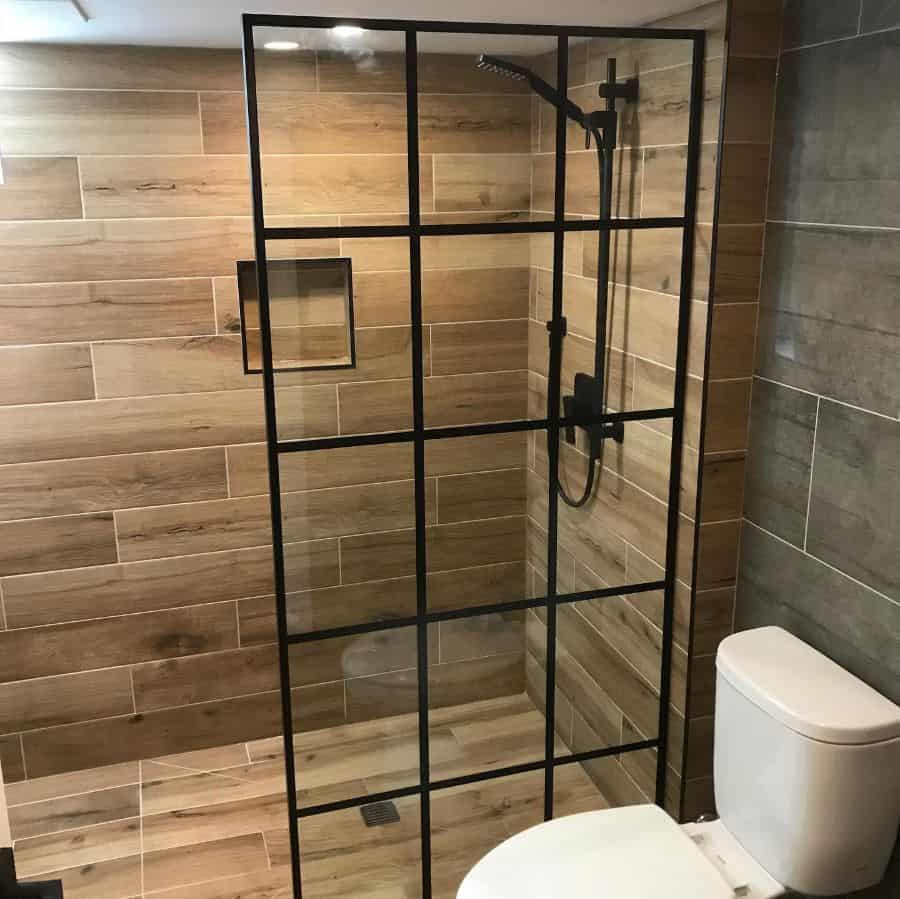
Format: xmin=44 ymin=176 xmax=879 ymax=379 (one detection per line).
xmin=0 ymin=0 xmax=707 ymax=48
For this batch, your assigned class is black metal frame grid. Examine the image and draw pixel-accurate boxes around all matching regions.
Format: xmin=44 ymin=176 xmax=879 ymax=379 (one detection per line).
xmin=241 ymin=16 xmax=705 ymax=899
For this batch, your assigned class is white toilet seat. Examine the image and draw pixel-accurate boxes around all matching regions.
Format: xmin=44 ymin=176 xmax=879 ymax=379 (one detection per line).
xmin=457 ymin=804 xmax=783 ymax=899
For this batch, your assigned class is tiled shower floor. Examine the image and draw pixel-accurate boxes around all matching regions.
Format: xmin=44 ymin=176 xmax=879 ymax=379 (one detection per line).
xmin=8 ymin=694 xmax=607 ymax=899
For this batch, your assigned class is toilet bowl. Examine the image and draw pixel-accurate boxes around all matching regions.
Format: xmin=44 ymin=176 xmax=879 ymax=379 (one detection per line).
xmin=458 ymin=627 xmax=900 ymax=899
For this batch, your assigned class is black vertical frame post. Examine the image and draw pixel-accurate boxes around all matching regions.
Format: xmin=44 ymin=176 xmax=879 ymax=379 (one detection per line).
xmin=542 ymin=33 xmax=569 ymax=822
xmin=654 ymin=32 xmax=705 ymax=805
xmin=403 ymin=28 xmax=433 ymax=899
xmin=240 ymin=17 xmax=304 ymax=899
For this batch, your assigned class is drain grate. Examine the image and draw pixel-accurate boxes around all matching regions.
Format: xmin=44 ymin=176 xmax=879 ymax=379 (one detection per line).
xmin=360 ymin=800 xmax=401 ymax=827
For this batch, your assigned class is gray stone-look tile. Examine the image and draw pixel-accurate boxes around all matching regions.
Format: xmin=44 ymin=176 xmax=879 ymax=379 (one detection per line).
xmin=782 ymin=0 xmax=862 ymax=48
xmin=756 ymin=224 xmax=900 ymax=417
xmin=744 ymin=378 xmax=817 ymax=546
xmin=736 ymin=522 xmax=900 ymax=703
xmin=768 ymin=29 xmax=900 ymax=227
xmin=806 ymin=401 xmax=900 ymax=600
xmin=861 ymin=0 xmax=900 ymax=32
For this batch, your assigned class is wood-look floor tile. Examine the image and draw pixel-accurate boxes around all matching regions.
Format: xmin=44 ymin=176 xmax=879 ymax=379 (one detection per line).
xmin=145 ymin=743 xmax=251 ymax=780
xmin=8 ymin=784 xmax=139 ymax=840
xmin=5 ymin=762 xmax=139 ymax=807
xmin=23 ymin=854 xmax=141 ymax=899
xmin=13 ymin=818 xmax=140 ymax=879
xmin=143 ymin=833 xmax=270 ymax=893
xmin=0 ymin=344 xmax=94 ymax=406
xmin=143 ymin=869 xmax=293 ymax=899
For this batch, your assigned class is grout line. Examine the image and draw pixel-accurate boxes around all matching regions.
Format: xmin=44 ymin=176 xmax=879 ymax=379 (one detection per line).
xmin=111 ymin=509 xmax=122 ymax=563
xmin=138 ymin=759 xmax=145 ymax=898
xmin=802 ymin=396 xmax=820 ymax=552
xmin=858 ymin=1 xmax=864 ymax=34
xmin=780 ymin=20 xmax=899 ymax=54
xmin=129 ymin=668 xmax=137 ymax=714
xmin=74 ymin=156 xmax=86 ymax=219
xmin=0 ymin=581 xmax=7 ymax=630
xmin=336 ymin=536 xmax=343 ymax=586
xmin=234 ymin=599 xmax=242 ymax=648
xmin=767 ymin=218 xmax=900 ymax=233
xmin=223 ymin=446 xmax=232 ymax=498
xmin=753 ymin=374 xmax=899 ymax=422
xmin=87 ymin=342 xmax=100 ymax=399
xmin=196 ymin=92 xmax=204 ymax=154
xmin=18 ymin=734 xmax=28 ymax=780
xmin=743 ymin=519 xmax=900 ymax=608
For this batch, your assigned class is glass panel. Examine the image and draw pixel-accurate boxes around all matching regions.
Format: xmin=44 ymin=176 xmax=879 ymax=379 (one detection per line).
xmin=262 ymin=236 xmax=412 ymax=441
xmin=276 ymin=444 xmax=416 ymax=636
xmin=424 ymin=433 xmax=531 ymax=614
xmin=288 ymin=627 xmax=421 ymax=809
xmin=563 ymin=35 xmax=696 ymax=222
xmin=417 ymin=32 xmax=558 ymax=225
xmin=421 ymin=233 xmax=531 ymax=428
xmin=431 ymin=770 xmax=550 ymax=897
xmin=250 ymin=25 xmax=410 ymax=226
xmin=237 ymin=257 xmax=354 ymax=372
xmin=297 ymin=797 xmax=422 ymax=898
xmin=427 ymin=608 xmax=546 ymax=782
xmin=553 ymin=593 xmax=661 ymax=763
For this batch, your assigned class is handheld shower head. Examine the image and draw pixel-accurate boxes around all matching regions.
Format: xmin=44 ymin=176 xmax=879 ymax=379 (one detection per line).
xmin=475 ymin=53 xmax=586 ymax=126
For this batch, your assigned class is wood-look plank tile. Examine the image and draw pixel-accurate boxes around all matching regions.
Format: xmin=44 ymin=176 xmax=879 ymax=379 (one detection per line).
xmin=145 ymin=743 xmax=251 ymax=779
xmin=13 ymin=818 xmax=140 ymax=879
xmin=0 ymin=278 xmax=216 ymax=346
xmin=199 ymin=91 xmax=405 ymax=155
xmin=141 ymin=869 xmax=293 ymax=899
xmin=20 ymin=692 xmax=285 ymax=779
xmin=22 ymin=853 xmax=141 ymax=899
xmin=337 ymin=371 xmax=528 ymax=435
xmin=0 ymin=447 xmax=227 ymax=521
xmin=712 ymin=225 xmax=764 ymax=303
xmin=229 ymin=441 xmax=412 ymax=497
xmin=0 ymin=344 xmax=94 ymax=405
xmin=0 ymin=44 xmax=274 ymax=91
xmin=704 ymin=379 xmax=752 ymax=453
xmin=0 ymin=512 xmax=116 ymax=577
xmin=696 ymin=520 xmax=741 ymax=591
xmin=718 ymin=142 xmax=772 ymax=225
xmin=421 ymin=233 xmax=530 ymax=271
xmin=5 ymin=762 xmax=139 ymax=807
xmin=0 ymin=386 xmax=337 ymax=464
xmin=143 ymin=793 xmax=287 ymax=854
xmin=0 ymin=218 xmax=249 ymax=284
xmin=341 ymin=516 xmax=526 ymax=585
xmin=8 ymin=784 xmax=139 ymax=840
xmin=133 ymin=645 xmax=279 ymax=713
xmin=430 ymin=320 xmax=528 ymax=376
xmin=317 ymin=51 xmax=530 ymax=94
xmin=263 ymin=154 xmax=432 ymax=216
xmin=722 ymin=57 xmax=777 ymax=145
xmin=81 ymin=156 xmax=250 ymax=219
xmin=432 ymin=154 xmax=531 ymax=212
xmin=0 ymin=90 xmax=202 ymax=155
xmin=93 ymin=326 xmax=412 ymax=397
xmin=143 ymin=833 xmax=269 ymax=893
xmin=439 ymin=612 xmax=525 ymax=663
xmin=0 ymin=602 xmax=238 ymax=683
xmin=436 ymin=469 xmax=526 ymax=525
xmin=0 ymin=733 xmax=25 ymax=781
xmin=0 ymin=545 xmax=276 ymax=629
xmin=419 ymin=94 xmax=531 ymax=153
xmin=422 ymin=266 xmax=530 ymax=323
xmin=0 ymin=157 xmax=82 ymax=221
xmin=0 ymin=668 xmax=133 ymax=735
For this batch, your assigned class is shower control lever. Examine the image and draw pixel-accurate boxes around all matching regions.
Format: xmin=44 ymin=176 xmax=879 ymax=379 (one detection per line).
xmin=562 ymin=372 xmax=625 ymax=450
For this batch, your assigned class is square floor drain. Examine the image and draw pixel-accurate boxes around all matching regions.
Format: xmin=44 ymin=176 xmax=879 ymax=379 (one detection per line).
xmin=361 ymin=800 xmax=401 ymax=827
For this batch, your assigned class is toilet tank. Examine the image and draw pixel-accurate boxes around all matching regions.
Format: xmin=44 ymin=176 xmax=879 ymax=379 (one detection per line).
xmin=714 ymin=627 xmax=900 ymax=896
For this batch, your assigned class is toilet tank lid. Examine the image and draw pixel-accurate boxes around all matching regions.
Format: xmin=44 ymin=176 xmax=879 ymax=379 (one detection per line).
xmin=717 ymin=627 xmax=900 ymax=745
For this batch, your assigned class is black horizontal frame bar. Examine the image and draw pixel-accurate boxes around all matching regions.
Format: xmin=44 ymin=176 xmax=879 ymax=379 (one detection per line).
xmin=274 ymin=408 xmax=675 ymax=455
xmin=295 ymin=738 xmax=659 ymax=820
xmin=246 ymin=13 xmax=703 ymax=41
xmin=286 ymin=579 xmax=665 ymax=646
xmin=262 ymin=217 xmax=684 ymax=243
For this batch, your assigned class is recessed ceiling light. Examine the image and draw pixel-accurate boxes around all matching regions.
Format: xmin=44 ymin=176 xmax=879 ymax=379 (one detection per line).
xmin=332 ymin=25 xmax=364 ymax=38
xmin=263 ymin=40 xmax=300 ymax=51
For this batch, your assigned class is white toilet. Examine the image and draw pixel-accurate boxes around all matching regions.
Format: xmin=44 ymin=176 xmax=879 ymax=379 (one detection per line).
xmin=458 ymin=626 xmax=900 ymax=898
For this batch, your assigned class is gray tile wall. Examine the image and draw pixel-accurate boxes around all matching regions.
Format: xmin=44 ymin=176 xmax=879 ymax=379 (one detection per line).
xmin=737 ymin=4 xmax=900 ymax=893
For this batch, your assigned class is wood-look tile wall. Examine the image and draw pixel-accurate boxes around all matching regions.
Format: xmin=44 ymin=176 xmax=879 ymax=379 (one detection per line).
xmin=680 ymin=0 xmax=784 ymax=819
xmin=0 ymin=42 xmax=532 ymax=781
xmin=522 ymin=0 xmax=759 ymax=819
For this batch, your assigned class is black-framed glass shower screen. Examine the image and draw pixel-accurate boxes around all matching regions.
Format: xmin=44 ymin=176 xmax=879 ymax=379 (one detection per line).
xmin=241 ymin=15 xmax=705 ymax=899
